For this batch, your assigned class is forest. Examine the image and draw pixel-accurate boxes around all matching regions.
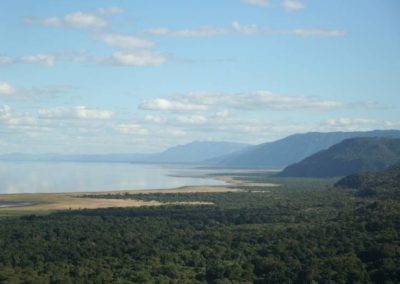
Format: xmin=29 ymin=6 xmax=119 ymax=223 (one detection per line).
xmin=0 ymin=175 xmax=399 ymax=283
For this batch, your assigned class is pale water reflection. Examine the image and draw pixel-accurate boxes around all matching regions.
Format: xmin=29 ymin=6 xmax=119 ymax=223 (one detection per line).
xmin=0 ymin=162 xmax=226 ymax=194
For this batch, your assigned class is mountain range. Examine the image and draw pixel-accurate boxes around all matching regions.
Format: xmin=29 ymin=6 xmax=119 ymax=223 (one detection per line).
xmin=207 ymin=130 xmax=400 ymax=168
xmin=0 ymin=141 xmax=249 ymax=164
xmin=1 ymin=129 xmax=400 ymax=167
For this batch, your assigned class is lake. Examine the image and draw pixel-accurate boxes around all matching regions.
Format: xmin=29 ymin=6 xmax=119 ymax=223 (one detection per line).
xmin=0 ymin=162 xmax=226 ymax=194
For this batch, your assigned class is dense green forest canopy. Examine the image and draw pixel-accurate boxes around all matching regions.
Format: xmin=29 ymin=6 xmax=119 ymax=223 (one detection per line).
xmin=335 ymin=163 xmax=400 ymax=197
xmin=0 ymin=176 xmax=399 ymax=283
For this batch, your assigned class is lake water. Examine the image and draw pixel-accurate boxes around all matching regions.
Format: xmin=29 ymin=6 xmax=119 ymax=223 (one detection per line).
xmin=0 ymin=162 xmax=226 ymax=194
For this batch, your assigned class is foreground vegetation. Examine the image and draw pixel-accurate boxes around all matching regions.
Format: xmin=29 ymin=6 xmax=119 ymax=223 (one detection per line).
xmin=0 ymin=176 xmax=399 ymax=283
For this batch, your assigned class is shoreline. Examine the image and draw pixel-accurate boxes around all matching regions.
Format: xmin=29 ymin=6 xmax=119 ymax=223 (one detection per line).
xmin=0 ymin=171 xmax=280 ymax=216
xmin=0 ymin=175 xmax=240 ymax=215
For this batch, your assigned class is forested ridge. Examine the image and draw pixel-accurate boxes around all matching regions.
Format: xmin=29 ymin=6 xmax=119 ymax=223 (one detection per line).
xmin=278 ymin=137 xmax=400 ymax=178
xmin=0 ymin=177 xmax=399 ymax=283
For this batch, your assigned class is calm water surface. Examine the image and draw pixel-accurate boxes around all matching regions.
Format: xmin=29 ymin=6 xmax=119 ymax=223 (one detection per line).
xmin=0 ymin=162 xmax=226 ymax=194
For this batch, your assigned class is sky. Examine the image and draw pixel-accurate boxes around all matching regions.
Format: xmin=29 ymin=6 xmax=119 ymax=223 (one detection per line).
xmin=0 ymin=0 xmax=399 ymax=154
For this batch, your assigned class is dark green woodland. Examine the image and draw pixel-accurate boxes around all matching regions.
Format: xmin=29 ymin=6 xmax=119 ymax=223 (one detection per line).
xmin=0 ymin=175 xmax=399 ymax=283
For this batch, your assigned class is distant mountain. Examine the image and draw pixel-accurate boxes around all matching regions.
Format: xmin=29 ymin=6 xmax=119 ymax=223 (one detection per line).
xmin=0 ymin=153 xmax=154 ymax=163
xmin=334 ymin=163 xmax=400 ymax=197
xmin=0 ymin=141 xmax=250 ymax=164
xmin=278 ymin=137 xmax=400 ymax=178
xmin=207 ymin=130 xmax=400 ymax=168
xmin=147 ymin=141 xmax=250 ymax=164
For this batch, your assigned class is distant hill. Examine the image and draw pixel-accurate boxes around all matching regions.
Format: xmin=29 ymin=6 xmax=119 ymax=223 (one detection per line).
xmin=334 ymin=164 xmax=400 ymax=197
xmin=207 ymin=130 xmax=400 ymax=168
xmin=278 ymin=137 xmax=400 ymax=178
xmin=0 ymin=141 xmax=250 ymax=164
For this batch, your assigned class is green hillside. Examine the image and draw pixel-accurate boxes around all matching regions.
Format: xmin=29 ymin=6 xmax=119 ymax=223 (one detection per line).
xmin=278 ymin=137 xmax=400 ymax=178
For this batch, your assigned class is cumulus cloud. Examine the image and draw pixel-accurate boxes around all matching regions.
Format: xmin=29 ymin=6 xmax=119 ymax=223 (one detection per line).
xmin=176 ymin=115 xmax=207 ymax=125
xmin=241 ymin=0 xmax=270 ymax=7
xmin=215 ymin=110 xmax=230 ymax=118
xmin=324 ymin=118 xmax=400 ymax=131
xmin=98 ymin=33 xmax=155 ymax=49
xmin=242 ymin=0 xmax=305 ymax=10
xmin=285 ymin=29 xmax=346 ymax=37
xmin=232 ymin=21 xmax=259 ymax=35
xmin=96 ymin=6 xmax=123 ymax=15
xmin=169 ymin=129 xmax=187 ymax=137
xmin=0 ymin=82 xmax=16 ymax=96
xmin=0 ymin=105 xmax=37 ymax=128
xmin=144 ymin=115 xmax=164 ymax=123
xmin=0 ymin=82 xmax=73 ymax=100
xmin=114 ymin=123 xmax=148 ymax=135
xmin=0 ymin=54 xmax=55 ymax=66
xmin=139 ymin=98 xmax=209 ymax=111
xmin=281 ymin=0 xmax=305 ymax=11
xmin=97 ymin=51 xmax=167 ymax=67
xmin=23 ymin=7 xmax=119 ymax=29
xmin=39 ymin=106 xmax=114 ymax=120
xmin=144 ymin=26 xmax=228 ymax=37
xmin=232 ymin=21 xmax=346 ymax=37
xmin=140 ymin=91 xmax=344 ymax=112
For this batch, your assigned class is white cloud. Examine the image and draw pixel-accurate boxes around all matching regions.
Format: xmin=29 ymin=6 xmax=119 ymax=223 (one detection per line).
xmin=100 ymin=51 xmax=167 ymax=67
xmin=96 ymin=7 xmax=123 ymax=15
xmin=178 ymin=91 xmax=345 ymax=111
xmin=169 ymin=129 xmax=187 ymax=137
xmin=176 ymin=115 xmax=207 ymax=124
xmin=215 ymin=110 xmax=230 ymax=118
xmin=0 ymin=54 xmax=55 ymax=66
xmin=232 ymin=21 xmax=346 ymax=37
xmin=114 ymin=123 xmax=148 ymax=135
xmin=147 ymin=91 xmax=344 ymax=111
xmin=144 ymin=115 xmax=164 ymax=123
xmin=241 ymin=0 xmax=270 ymax=7
xmin=139 ymin=98 xmax=208 ymax=111
xmin=64 ymin=12 xmax=108 ymax=28
xmin=0 ymin=57 xmax=15 ymax=65
xmin=282 ymin=0 xmax=305 ymax=11
xmin=39 ymin=106 xmax=114 ymax=120
xmin=0 ymin=82 xmax=72 ymax=100
xmin=99 ymin=33 xmax=155 ymax=49
xmin=145 ymin=26 xmax=228 ymax=37
xmin=0 ymin=105 xmax=37 ymax=127
xmin=24 ymin=10 xmax=110 ymax=29
xmin=232 ymin=21 xmax=259 ymax=35
xmin=20 ymin=54 xmax=55 ymax=66
xmin=324 ymin=118 xmax=400 ymax=131
xmin=242 ymin=0 xmax=305 ymax=10
xmin=0 ymin=82 xmax=16 ymax=96
xmin=285 ymin=29 xmax=346 ymax=37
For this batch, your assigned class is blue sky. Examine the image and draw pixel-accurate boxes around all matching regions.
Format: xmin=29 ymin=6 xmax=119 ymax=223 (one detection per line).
xmin=0 ymin=0 xmax=399 ymax=153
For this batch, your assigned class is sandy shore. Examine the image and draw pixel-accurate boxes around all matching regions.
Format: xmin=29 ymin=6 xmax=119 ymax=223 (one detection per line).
xmin=0 ymin=184 xmax=238 ymax=216
xmin=0 ymin=172 xmax=277 ymax=216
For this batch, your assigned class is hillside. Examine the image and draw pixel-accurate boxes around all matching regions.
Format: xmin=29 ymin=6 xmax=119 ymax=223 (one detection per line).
xmin=335 ymin=164 xmax=400 ymax=196
xmin=207 ymin=130 xmax=400 ymax=168
xmin=278 ymin=137 xmax=400 ymax=178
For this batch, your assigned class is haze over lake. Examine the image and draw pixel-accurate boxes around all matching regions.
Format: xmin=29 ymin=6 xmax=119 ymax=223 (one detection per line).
xmin=0 ymin=162 xmax=226 ymax=194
